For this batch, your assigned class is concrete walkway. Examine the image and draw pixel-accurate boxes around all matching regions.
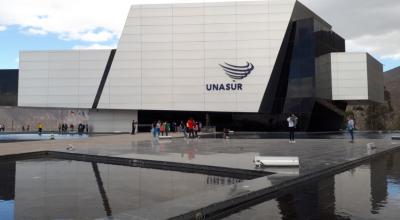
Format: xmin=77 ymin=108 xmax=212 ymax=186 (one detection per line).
xmin=0 ymin=132 xmax=184 ymax=156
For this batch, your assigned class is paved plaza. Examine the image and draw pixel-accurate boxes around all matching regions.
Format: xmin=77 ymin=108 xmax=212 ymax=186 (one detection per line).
xmin=1 ymin=132 xmax=399 ymax=219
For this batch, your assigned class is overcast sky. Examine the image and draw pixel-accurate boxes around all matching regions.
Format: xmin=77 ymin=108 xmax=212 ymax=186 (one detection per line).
xmin=0 ymin=0 xmax=399 ymax=70
xmin=301 ymin=0 xmax=400 ymax=63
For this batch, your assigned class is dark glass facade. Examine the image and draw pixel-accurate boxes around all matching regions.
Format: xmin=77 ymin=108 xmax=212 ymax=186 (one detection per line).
xmin=0 ymin=69 xmax=19 ymax=106
xmin=255 ymin=17 xmax=347 ymax=131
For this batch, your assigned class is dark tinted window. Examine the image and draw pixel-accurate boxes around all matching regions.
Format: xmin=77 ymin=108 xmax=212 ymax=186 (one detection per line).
xmin=0 ymin=69 xmax=18 ymax=106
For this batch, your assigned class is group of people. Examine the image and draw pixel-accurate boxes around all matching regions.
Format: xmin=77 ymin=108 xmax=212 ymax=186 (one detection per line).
xmin=182 ymin=118 xmax=201 ymax=138
xmin=21 ymin=125 xmax=31 ymax=131
xmin=77 ymin=123 xmax=88 ymax=134
xmin=59 ymin=123 xmax=70 ymax=132
xmin=151 ymin=121 xmax=171 ymax=138
xmin=150 ymin=118 xmax=202 ymax=138
xmin=58 ymin=123 xmax=89 ymax=134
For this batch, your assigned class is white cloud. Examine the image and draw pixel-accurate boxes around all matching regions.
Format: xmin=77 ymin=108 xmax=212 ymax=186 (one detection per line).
xmin=72 ymin=43 xmax=116 ymax=50
xmin=0 ymin=25 xmax=6 ymax=31
xmin=300 ymin=0 xmax=400 ymax=62
xmin=346 ymin=31 xmax=400 ymax=60
xmin=0 ymin=0 xmax=132 ymax=42
xmin=0 ymin=0 xmax=237 ymax=43
xmin=23 ymin=27 xmax=47 ymax=35
xmin=61 ymin=30 xmax=115 ymax=42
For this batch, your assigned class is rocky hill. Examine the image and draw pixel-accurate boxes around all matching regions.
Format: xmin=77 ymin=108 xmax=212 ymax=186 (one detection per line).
xmin=348 ymin=66 xmax=400 ymax=130
xmin=384 ymin=67 xmax=400 ymax=111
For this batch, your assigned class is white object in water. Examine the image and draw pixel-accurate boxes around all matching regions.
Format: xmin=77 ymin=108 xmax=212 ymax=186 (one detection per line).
xmin=366 ymin=142 xmax=377 ymax=149
xmin=159 ymin=136 xmax=172 ymax=139
xmin=254 ymin=156 xmax=299 ymax=167
xmin=66 ymin=144 xmax=74 ymax=151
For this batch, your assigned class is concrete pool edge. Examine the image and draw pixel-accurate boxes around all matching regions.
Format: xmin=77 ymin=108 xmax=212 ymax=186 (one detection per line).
xmin=0 ymin=150 xmax=271 ymax=180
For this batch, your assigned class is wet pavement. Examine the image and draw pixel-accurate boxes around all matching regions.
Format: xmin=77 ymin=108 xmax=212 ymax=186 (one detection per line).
xmin=0 ymin=132 xmax=400 ymax=219
xmin=59 ymin=134 xmax=399 ymax=174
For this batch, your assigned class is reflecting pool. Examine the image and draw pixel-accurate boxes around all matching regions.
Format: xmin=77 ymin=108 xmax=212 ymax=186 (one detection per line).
xmin=224 ymin=151 xmax=400 ymax=220
xmin=0 ymin=133 xmax=89 ymax=142
xmin=0 ymin=159 xmax=241 ymax=219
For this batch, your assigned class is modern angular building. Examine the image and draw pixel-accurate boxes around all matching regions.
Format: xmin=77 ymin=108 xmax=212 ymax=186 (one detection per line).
xmin=1 ymin=0 xmax=384 ymax=132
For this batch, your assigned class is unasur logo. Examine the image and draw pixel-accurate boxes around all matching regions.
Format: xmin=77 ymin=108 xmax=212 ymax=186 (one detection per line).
xmin=220 ymin=62 xmax=254 ymax=80
xmin=206 ymin=62 xmax=254 ymax=91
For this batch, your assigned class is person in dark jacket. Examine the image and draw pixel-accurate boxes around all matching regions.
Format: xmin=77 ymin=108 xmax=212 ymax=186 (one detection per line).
xmin=131 ymin=120 xmax=136 ymax=135
xmin=287 ymin=114 xmax=298 ymax=143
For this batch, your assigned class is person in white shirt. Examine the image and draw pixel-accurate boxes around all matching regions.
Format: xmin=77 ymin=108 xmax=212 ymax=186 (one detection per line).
xmin=347 ymin=117 xmax=355 ymax=143
xmin=287 ymin=114 xmax=298 ymax=143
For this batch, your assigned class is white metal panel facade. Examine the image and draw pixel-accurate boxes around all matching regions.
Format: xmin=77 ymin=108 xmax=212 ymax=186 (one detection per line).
xmin=99 ymin=0 xmax=296 ymax=112
xmin=88 ymin=109 xmax=138 ymax=132
xmin=19 ymin=50 xmax=111 ymax=108
xmin=331 ymin=53 xmax=369 ymax=101
xmin=330 ymin=52 xmax=384 ymax=103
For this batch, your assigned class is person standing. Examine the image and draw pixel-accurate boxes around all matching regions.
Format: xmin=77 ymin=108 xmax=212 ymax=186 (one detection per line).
xmin=165 ymin=121 xmax=170 ymax=136
xmin=287 ymin=114 xmax=298 ymax=143
xmin=187 ymin=118 xmax=194 ymax=138
xmin=347 ymin=116 xmax=355 ymax=143
xmin=180 ymin=121 xmax=188 ymax=138
xmin=193 ymin=121 xmax=199 ymax=138
xmin=172 ymin=122 xmax=177 ymax=133
xmin=160 ymin=122 xmax=165 ymax=136
xmin=37 ymin=122 xmax=43 ymax=135
xmin=156 ymin=121 xmax=161 ymax=137
xmin=131 ymin=120 xmax=136 ymax=135
xmin=151 ymin=122 xmax=157 ymax=138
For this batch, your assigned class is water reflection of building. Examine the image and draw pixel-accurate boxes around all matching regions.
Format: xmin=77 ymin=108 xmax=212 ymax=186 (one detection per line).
xmin=335 ymin=153 xmax=400 ymax=218
xmin=0 ymin=161 xmax=16 ymax=220
xmin=224 ymin=153 xmax=400 ymax=219
xmin=0 ymin=161 xmax=16 ymax=201
xmin=276 ymin=177 xmax=338 ymax=219
xmin=206 ymin=176 xmax=242 ymax=185
xmin=370 ymin=156 xmax=389 ymax=213
xmin=386 ymin=152 xmax=400 ymax=184
xmin=335 ymin=165 xmax=372 ymax=216
xmin=368 ymin=152 xmax=400 ymax=214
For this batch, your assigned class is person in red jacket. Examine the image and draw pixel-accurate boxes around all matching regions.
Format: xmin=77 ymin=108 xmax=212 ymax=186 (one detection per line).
xmin=187 ymin=118 xmax=194 ymax=138
xmin=160 ymin=122 xmax=165 ymax=136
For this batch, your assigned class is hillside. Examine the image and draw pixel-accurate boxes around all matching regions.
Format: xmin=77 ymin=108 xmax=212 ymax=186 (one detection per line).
xmin=384 ymin=67 xmax=400 ymax=111
xmin=348 ymin=66 xmax=400 ymax=130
